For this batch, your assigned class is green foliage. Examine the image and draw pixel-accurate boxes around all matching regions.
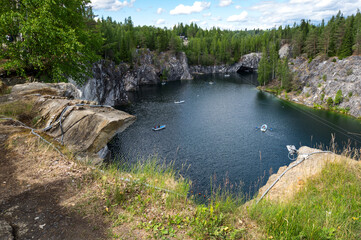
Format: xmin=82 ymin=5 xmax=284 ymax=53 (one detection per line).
xmin=0 ymin=0 xmax=102 ymax=84
xmin=334 ymin=89 xmax=343 ymax=105
xmin=327 ymin=97 xmax=334 ymax=106
xmin=348 ymin=92 xmax=353 ymax=97
xmin=257 ymin=47 xmax=272 ymax=85
xmin=276 ymin=57 xmax=292 ymax=90
xmin=251 ymin=161 xmax=361 ymax=240
xmin=323 ymin=74 xmax=327 ymax=81
xmin=332 ymin=58 xmax=337 ymax=62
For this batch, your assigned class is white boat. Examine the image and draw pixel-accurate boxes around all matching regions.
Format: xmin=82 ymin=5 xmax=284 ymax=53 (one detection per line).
xmin=261 ymin=124 xmax=267 ymax=132
xmin=174 ymin=100 xmax=185 ymax=104
xmin=152 ymin=125 xmax=166 ymax=131
xmin=161 ymin=82 xmax=166 ymax=85
xmin=209 ymin=82 xmax=214 ymax=85
xmin=224 ymin=74 xmax=230 ymax=77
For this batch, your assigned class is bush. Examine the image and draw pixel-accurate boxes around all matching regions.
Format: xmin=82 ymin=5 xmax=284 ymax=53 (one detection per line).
xmin=348 ymin=92 xmax=353 ymax=98
xmin=322 ymin=74 xmax=327 ymax=81
xmin=320 ymin=93 xmax=325 ymax=102
xmin=334 ymin=90 xmax=343 ymax=105
xmin=327 ymin=97 xmax=334 ymax=106
xmin=332 ymin=58 xmax=337 ymax=62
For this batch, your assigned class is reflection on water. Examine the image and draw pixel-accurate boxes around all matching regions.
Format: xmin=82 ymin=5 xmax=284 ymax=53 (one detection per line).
xmin=110 ymin=73 xmax=361 ymax=198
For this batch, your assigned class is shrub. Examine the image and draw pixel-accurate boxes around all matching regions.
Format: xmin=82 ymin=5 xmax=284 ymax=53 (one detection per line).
xmin=334 ymin=90 xmax=343 ymax=105
xmin=320 ymin=93 xmax=325 ymax=101
xmin=348 ymin=92 xmax=353 ymax=98
xmin=322 ymin=74 xmax=327 ymax=81
xmin=332 ymin=58 xmax=337 ymax=62
xmin=327 ymin=97 xmax=333 ymax=106
xmin=318 ymin=83 xmax=322 ymax=87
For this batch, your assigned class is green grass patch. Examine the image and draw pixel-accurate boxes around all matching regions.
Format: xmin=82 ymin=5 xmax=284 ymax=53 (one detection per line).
xmin=0 ymin=100 xmax=36 ymax=126
xmin=250 ymin=161 xmax=361 ymax=240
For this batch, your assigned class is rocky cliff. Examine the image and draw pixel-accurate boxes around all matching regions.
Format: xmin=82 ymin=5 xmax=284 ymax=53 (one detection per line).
xmin=76 ymin=51 xmax=261 ymax=107
xmin=9 ymin=82 xmax=136 ymax=162
xmin=72 ymin=60 xmax=130 ymax=107
xmin=189 ymin=52 xmax=261 ymax=74
xmin=285 ymin=55 xmax=361 ymax=118
xmin=76 ymin=50 xmax=193 ymax=105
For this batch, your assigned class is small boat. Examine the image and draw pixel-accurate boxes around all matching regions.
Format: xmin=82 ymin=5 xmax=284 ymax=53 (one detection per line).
xmin=161 ymin=82 xmax=166 ymax=85
xmin=174 ymin=100 xmax=185 ymax=104
xmin=224 ymin=74 xmax=230 ymax=77
xmin=152 ymin=125 xmax=166 ymax=131
xmin=260 ymin=124 xmax=267 ymax=132
xmin=209 ymin=82 xmax=214 ymax=85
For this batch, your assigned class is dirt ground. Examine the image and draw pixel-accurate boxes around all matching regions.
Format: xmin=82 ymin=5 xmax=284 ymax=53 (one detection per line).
xmin=0 ymin=121 xmax=108 ymax=240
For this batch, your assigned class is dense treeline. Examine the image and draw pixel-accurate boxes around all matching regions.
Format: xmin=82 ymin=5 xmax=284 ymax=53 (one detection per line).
xmin=97 ymin=10 xmax=361 ymax=86
xmin=1 ymin=2 xmax=361 ymax=85
xmin=98 ymin=10 xmax=361 ymax=64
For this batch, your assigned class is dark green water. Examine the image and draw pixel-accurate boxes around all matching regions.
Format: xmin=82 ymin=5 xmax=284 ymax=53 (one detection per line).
xmin=109 ymin=73 xmax=361 ymax=198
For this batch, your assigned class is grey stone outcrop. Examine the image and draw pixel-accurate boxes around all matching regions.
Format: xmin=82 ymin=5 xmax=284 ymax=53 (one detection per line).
xmin=189 ymin=52 xmax=262 ymax=74
xmin=288 ymin=55 xmax=361 ymax=118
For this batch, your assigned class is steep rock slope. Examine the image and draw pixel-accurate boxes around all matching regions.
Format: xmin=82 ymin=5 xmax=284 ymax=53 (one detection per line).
xmin=286 ymin=55 xmax=361 ymax=118
xmin=189 ymin=53 xmax=262 ymax=74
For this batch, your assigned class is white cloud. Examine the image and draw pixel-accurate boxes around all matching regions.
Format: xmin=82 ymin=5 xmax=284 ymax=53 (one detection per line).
xmin=136 ymin=8 xmax=141 ymax=12
xmin=157 ymin=8 xmax=165 ymax=14
xmin=156 ymin=19 xmax=166 ymax=25
xmin=189 ymin=19 xmax=200 ymax=23
xmin=250 ymin=0 xmax=361 ymax=28
xmin=211 ymin=16 xmax=222 ymax=21
xmin=235 ymin=5 xmax=242 ymax=9
xmin=203 ymin=12 xmax=212 ymax=17
xmin=219 ymin=0 xmax=232 ymax=7
xmin=91 ymin=0 xmax=135 ymax=11
xmin=170 ymin=1 xmax=211 ymax=15
xmin=227 ymin=11 xmax=248 ymax=22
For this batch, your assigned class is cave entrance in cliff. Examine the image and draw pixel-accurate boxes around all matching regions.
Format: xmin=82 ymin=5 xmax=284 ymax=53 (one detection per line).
xmin=237 ymin=66 xmax=254 ymax=73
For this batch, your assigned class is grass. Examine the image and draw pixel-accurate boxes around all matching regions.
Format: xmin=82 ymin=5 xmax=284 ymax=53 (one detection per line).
xmin=0 ymin=100 xmax=37 ymax=125
xmin=75 ymin=155 xmax=251 ymax=239
xmin=249 ymin=159 xmax=361 ymax=240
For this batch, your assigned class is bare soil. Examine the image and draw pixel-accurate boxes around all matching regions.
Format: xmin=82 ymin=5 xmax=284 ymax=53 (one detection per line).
xmin=0 ymin=121 xmax=108 ymax=240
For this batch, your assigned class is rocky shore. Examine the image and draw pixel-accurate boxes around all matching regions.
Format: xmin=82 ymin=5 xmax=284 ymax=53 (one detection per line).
xmin=282 ymin=55 xmax=361 ymax=118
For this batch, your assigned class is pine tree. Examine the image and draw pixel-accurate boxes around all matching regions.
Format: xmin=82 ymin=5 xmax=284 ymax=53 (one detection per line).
xmin=258 ymin=47 xmax=271 ymax=86
xmin=339 ymin=16 xmax=354 ymax=58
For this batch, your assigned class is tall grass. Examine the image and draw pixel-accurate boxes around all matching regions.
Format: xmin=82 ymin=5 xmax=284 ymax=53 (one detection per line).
xmin=250 ymin=160 xmax=361 ymax=239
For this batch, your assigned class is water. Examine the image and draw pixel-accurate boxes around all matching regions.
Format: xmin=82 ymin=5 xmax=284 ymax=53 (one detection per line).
xmin=109 ymin=73 xmax=361 ymax=198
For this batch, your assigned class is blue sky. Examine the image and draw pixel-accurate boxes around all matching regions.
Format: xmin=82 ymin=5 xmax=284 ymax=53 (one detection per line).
xmin=91 ymin=0 xmax=361 ymax=30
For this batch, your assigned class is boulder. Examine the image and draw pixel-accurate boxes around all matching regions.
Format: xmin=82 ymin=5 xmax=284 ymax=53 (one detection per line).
xmin=257 ymin=146 xmax=358 ymax=202
xmin=8 ymin=82 xmax=136 ymax=162
xmin=35 ymin=96 xmax=136 ymax=154
xmin=11 ymin=82 xmax=80 ymax=99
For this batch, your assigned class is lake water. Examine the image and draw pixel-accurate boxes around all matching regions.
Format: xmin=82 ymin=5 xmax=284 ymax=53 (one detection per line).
xmin=109 ymin=73 xmax=361 ymax=199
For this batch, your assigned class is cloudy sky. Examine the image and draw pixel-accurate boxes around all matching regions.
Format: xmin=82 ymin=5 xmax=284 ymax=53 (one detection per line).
xmin=91 ymin=0 xmax=361 ymax=30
